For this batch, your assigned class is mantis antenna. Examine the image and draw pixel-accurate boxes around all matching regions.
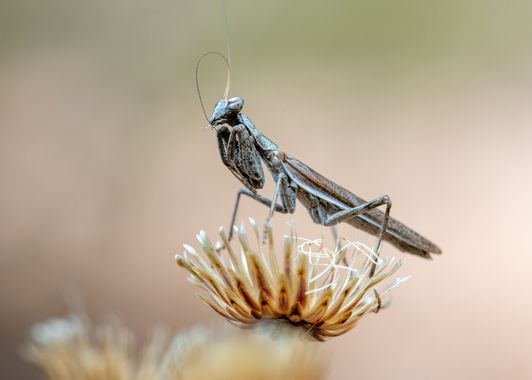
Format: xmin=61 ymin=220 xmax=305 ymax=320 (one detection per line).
xmin=195 ymin=0 xmax=232 ymax=124
xmin=195 ymin=51 xmax=231 ymax=124
xmin=221 ymin=0 xmax=232 ymax=69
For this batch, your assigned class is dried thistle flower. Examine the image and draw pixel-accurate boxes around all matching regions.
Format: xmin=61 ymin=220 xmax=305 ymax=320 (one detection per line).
xmin=23 ymin=315 xmax=168 ymax=380
xmin=176 ymin=219 xmax=409 ymax=341
xmin=163 ymin=326 xmax=325 ymax=380
xmin=24 ymin=316 xmax=325 ymax=380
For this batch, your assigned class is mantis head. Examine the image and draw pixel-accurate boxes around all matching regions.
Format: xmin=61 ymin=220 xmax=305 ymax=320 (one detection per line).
xmin=209 ymin=96 xmax=244 ymax=126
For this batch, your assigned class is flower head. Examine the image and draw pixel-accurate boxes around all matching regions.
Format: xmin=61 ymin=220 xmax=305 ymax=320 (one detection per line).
xmin=165 ymin=326 xmax=324 ymax=380
xmin=23 ymin=315 xmax=168 ymax=380
xmin=24 ymin=316 xmax=325 ymax=380
xmin=176 ymin=220 xmax=408 ymax=341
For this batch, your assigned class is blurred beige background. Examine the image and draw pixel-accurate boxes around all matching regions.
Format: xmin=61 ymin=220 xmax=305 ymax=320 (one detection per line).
xmin=1 ymin=0 xmax=532 ymax=379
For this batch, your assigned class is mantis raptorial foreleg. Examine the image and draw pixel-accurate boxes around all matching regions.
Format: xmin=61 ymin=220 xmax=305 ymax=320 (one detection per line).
xmin=217 ymin=124 xmax=264 ymax=190
xmin=216 ymin=126 xmax=252 ymax=188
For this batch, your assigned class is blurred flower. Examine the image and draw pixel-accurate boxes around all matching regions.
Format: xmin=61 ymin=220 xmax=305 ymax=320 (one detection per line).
xmin=176 ymin=219 xmax=409 ymax=341
xmin=24 ymin=316 xmax=324 ymax=380
xmin=23 ymin=315 xmax=168 ymax=380
xmin=163 ymin=326 xmax=324 ymax=380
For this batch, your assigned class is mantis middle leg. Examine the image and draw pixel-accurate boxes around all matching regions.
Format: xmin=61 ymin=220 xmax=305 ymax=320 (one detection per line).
xmin=227 ymin=187 xmax=289 ymax=241
xmin=323 ymin=195 xmax=392 ymax=277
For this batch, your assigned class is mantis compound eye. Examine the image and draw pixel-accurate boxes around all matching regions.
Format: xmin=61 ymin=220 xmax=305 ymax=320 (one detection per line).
xmin=227 ymin=96 xmax=244 ymax=111
xmin=208 ymin=97 xmax=244 ymax=125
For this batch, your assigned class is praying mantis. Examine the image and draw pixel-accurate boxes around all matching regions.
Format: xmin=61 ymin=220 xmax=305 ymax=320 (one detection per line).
xmin=208 ymin=96 xmax=441 ymax=276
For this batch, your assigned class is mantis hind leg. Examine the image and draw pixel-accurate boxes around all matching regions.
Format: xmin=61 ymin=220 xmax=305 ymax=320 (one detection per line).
xmin=323 ymin=195 xmax=392 ymax=278
xmin=330 ymin=225 xmax=350 ymax=267
xmin=323 ymin=195 xmax=391 ymax=314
